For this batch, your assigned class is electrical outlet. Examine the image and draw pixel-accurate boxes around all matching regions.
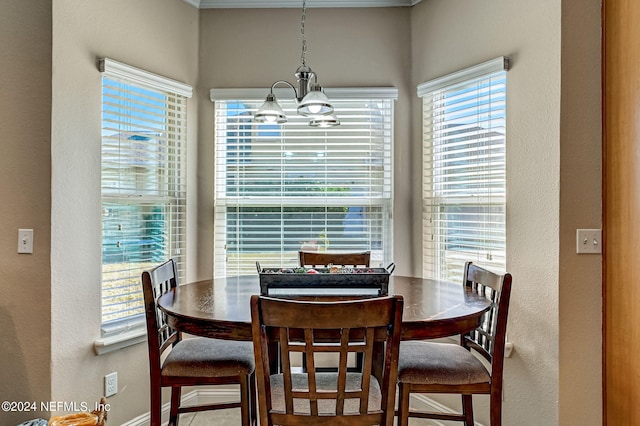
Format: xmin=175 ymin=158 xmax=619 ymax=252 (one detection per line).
xmin=504 ymin=342 xmax=514 ymax=358
xmin=105 ymin=372 xmax=118 ymax=397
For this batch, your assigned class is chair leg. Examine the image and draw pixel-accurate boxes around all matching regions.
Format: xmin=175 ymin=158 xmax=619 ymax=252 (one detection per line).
xmin=150 ymin=384 xmax=162 ymax=426
xmin=490 ymin=391 xmax=502 ymax=426
xmin=240 ymin=375 xmax=251 ymax=426
xmin=169 ymin=386 xmax=181 ymax=426
xmin=249 ymin=371 xmax=257 ymax=426
xmin=398 ymin=383 xmax=410 ymax=426
xmin=462 ymin=394 xmax=474 ymax=426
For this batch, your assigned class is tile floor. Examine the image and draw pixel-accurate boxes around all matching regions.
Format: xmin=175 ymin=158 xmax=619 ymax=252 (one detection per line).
xmin=183 ymin=407 xmax=446 ymax=425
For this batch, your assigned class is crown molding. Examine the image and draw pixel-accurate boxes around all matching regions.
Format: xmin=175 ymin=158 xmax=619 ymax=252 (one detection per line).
xmin=187 ymin=0 xmax=421 ymax=8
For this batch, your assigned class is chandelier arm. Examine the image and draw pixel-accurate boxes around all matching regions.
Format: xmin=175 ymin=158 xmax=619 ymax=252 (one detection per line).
xmin=270 ymin=80 xmax=299 ymax=100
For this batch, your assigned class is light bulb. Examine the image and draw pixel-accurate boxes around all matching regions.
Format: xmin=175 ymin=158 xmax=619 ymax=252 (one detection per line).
xmin=264 ymin=115 xmax=277 ymax=123
xmin=307 ymin=104 xmax=323 ymax=115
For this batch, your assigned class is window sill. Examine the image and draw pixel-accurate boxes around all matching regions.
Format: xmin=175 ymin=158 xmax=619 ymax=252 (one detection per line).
xmin=94 ymin=327 xmax=147 ymax=355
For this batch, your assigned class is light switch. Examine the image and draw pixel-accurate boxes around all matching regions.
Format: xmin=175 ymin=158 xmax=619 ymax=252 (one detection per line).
xmin=576 ymin=229 xmax=601 ymax=254
xmin=18 ymin=229 xmax=34 ymax=254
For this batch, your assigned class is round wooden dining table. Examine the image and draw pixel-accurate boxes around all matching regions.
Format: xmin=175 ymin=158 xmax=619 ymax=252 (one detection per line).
xmin=157 ymin=274 xmax=491 ymax=342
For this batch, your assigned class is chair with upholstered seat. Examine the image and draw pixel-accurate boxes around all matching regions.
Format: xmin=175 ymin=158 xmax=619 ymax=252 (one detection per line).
xmin=298 ymin=250 xmax=372 ymax=373
xmin=250 ymin=294 xmax=403 ymax=426
xmin=396 ymin=261 xmax=513 ymax=426
xmin=298 ymin=250 xmax=371 ymax=269
xmin=142 ymin=259 xmax=256 ymax=426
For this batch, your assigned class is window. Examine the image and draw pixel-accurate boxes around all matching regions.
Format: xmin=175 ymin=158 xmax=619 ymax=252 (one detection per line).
xmin=211 ymin=88 xmax=396 ymax=276
xmin=421 ymin=57 xmax=509 ymax=281
xmin=100 ymin=58 xmax=191 ymax=327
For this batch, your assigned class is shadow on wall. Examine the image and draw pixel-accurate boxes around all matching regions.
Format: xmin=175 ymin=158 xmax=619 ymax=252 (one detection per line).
xmin=0 ymin=305 xmax=38 ymax=424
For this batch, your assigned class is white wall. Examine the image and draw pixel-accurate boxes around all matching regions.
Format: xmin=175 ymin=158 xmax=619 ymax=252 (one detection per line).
xmin=51 ymin=1 xmax=199 ymax=424
xmin=411 ymin=0 xmax=602 ymax=425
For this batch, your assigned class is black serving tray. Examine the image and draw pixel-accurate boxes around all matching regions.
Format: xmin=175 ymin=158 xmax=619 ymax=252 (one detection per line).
xmin=256 ymin=262 xmax=395 ymax=296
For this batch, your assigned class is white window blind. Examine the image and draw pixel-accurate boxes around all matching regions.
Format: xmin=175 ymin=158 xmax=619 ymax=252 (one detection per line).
xmin=211 ymin=88 xmax=396 ymax=277
xmin=100 ymin=58 xmax=191 ymax=326
xmin=421 ymin=57 xmax=509 ymax=282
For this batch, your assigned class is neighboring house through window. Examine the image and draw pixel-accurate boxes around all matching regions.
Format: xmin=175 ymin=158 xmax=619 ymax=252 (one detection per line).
xmin=99 ymin=58 xmax=191 ymax=330
xmin=421 ymin=57 xmax=509 ymax=281
xmin=211 ymin=88 xmax=396 ymax=276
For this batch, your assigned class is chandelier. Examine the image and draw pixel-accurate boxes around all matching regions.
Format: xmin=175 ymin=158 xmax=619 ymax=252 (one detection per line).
xmin=253 ymin=0 xmax=339 ymax=127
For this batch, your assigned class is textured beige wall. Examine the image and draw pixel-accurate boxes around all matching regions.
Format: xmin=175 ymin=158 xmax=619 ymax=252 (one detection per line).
xmin=0 ymin=1 xmax=52 ymax=424
xmin=559 ymin=0 xmax=602 ymax=424
xmin=196 ymin=7 xmax=413 ymax=279
xmin=411 ymin=0 xmax=602 ymax=425
xmin=51 ymin=1 xmax=199 ymax=424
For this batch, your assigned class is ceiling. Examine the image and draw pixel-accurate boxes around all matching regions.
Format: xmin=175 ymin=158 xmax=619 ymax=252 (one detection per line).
xmin=184 ymin=0 xmax=421 ymax=8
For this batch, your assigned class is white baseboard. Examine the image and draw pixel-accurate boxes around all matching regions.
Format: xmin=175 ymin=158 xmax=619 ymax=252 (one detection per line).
xmin=121 ymin=387 xmax=240 ymax=426
xmin=409 ymin=393 xmax=486 ymax=426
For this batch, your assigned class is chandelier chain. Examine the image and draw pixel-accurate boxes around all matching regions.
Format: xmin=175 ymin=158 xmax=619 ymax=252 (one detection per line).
xmin=300 ymin=0 xmax=307 ymax=66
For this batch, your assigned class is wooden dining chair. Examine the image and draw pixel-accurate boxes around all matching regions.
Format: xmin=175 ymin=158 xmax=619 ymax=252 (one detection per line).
xmin=396 ymin=261 xmax=513 ymax=426
xmin=298 ymin=250 xmax=372 ymax=373
xmin=142 ymin=259 xmax=256 ymax=426
xmin=298 ymin=250 xmax=371 ymax=371
xmin=250 ymin=294 xmax=404 ymax=426
xmin=298 ymin=250 xmax=371 ymax=268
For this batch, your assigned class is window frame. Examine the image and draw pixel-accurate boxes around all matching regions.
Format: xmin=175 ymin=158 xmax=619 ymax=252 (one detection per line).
xmin=421 ymin=57 xmax=509 ymax=281
xmin=97 ymin=58 xmax=192 ymax=348
xmin=210 ymin=87 xmax=397 ymax=276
